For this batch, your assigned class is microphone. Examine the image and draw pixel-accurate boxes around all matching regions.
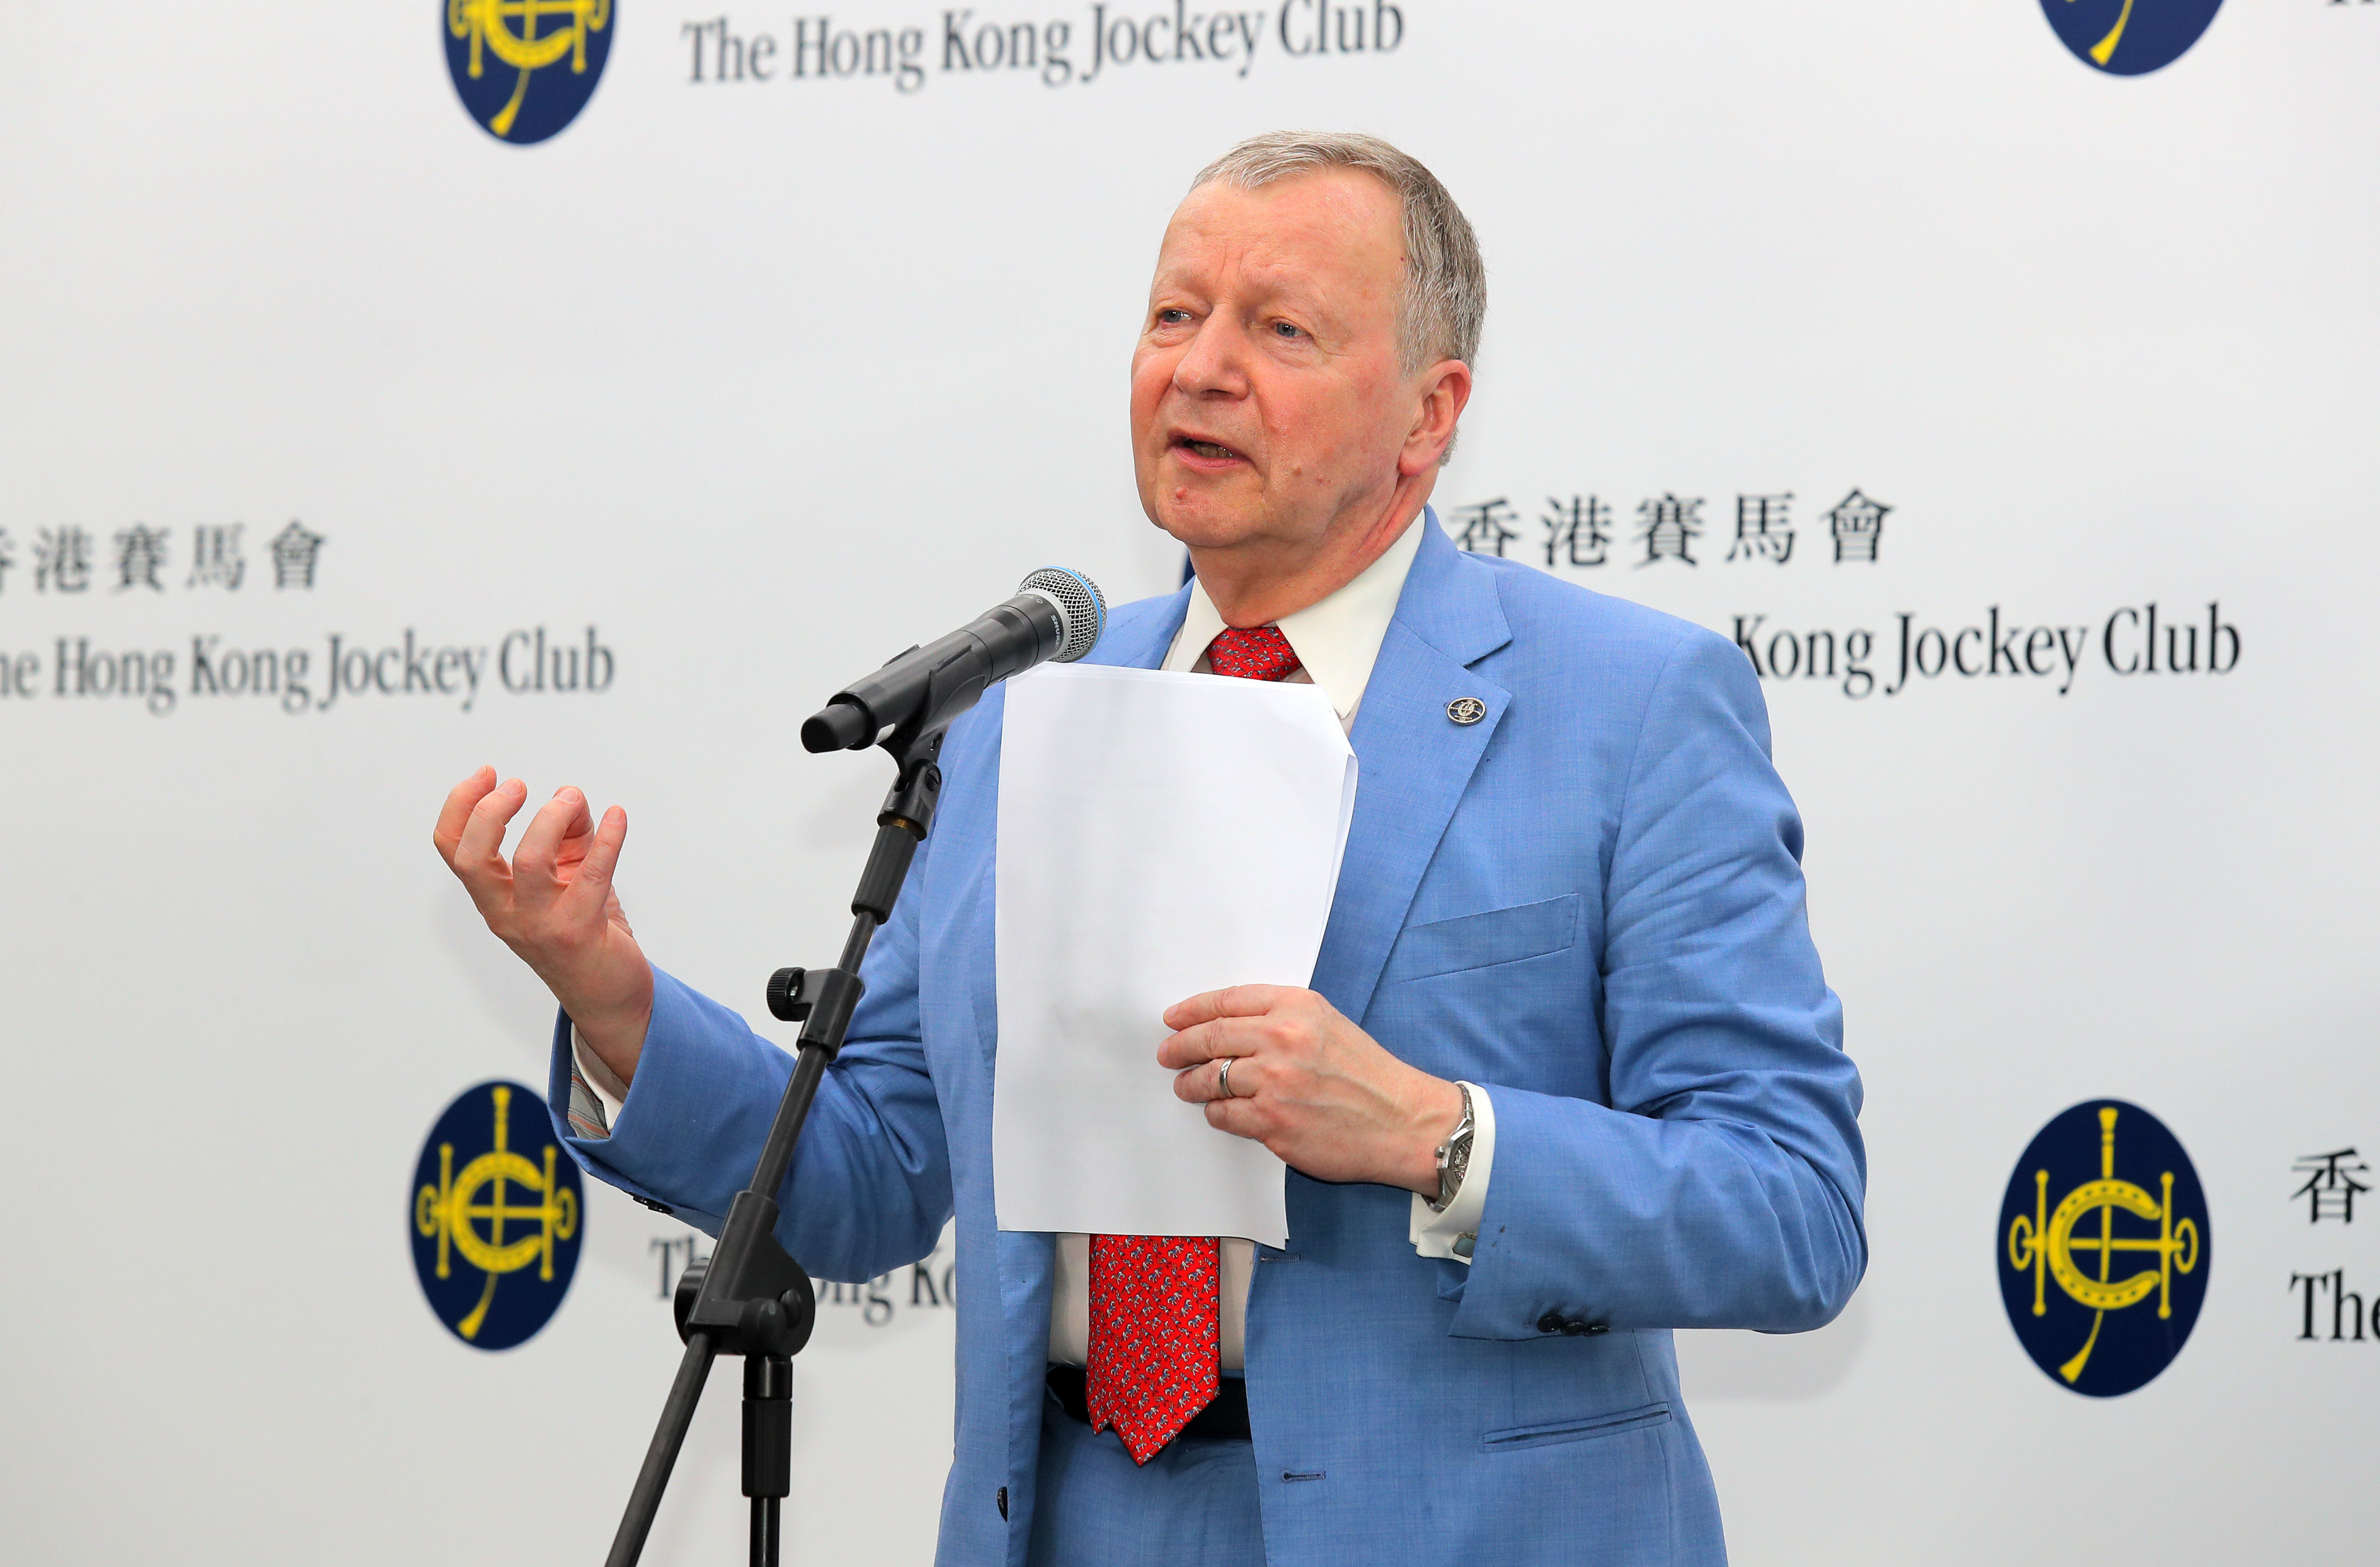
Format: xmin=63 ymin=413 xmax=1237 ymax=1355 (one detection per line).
xmin=801 ymin=568 xmax=1106 ymax=753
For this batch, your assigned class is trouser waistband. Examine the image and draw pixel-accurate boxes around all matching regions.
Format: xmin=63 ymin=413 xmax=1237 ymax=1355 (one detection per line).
xmin=1044 ymin=1363 xmax=1252 ymax=1442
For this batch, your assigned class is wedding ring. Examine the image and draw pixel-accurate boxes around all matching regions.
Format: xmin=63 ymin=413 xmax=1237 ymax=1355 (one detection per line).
xmin=1218 ymin=1057 xmax=1236 ymax=1100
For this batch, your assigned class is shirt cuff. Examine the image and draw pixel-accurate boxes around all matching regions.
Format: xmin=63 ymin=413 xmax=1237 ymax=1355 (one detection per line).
xmin=1409 ymin=1082 xmax=1495 ymax=1265
xmin=567 ymin=1024 xmax=631 ymax=1141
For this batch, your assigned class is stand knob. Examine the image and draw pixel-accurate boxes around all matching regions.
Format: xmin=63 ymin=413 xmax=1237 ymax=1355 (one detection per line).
xmin=672 ymin=1257 xmax=708 ymax=1345
xmin=765 ymin=968 xmax=810 ymax=1023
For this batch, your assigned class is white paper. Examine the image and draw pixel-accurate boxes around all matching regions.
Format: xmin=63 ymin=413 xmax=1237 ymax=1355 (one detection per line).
xmin=992 ymin=662 xmax=1358 ymax=1247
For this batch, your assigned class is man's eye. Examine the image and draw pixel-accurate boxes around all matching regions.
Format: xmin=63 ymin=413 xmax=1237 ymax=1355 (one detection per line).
xmin=1272 ymin=321 xmax=1304 ymax=339
xmin=1156 ymin=309 xmax=1193 ymax=326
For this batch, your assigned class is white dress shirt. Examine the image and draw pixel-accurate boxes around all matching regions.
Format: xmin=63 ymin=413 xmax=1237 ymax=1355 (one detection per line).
xmin=572 ymin=513 xmax=1497 ymax=1374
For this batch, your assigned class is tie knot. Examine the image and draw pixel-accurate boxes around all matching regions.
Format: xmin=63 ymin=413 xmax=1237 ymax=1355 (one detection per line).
xmin=1205 ymin=624 xmax=1301 ymax=683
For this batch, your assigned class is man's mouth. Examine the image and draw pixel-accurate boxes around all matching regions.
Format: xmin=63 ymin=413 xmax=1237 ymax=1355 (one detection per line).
xmin=1172 ymin=435 xmax=1246 ymax=464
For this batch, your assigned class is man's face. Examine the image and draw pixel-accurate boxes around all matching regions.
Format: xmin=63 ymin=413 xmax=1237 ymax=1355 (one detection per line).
xmin=1130 ymin=169 xmax=1429 ymax=557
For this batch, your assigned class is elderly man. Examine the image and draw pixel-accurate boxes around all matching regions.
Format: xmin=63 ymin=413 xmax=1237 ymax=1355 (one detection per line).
xmin=435 ymin=132 xmax=1864 ymax=1566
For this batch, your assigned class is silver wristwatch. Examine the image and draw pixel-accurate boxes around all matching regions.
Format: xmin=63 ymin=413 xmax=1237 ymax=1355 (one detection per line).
xmin=1430 ymin=1083 xmax=1476 ymax=1213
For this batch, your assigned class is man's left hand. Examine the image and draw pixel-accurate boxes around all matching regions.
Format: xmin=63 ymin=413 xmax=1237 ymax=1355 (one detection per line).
xmin=1159 ymin=986 xmax=1463 ymax=1197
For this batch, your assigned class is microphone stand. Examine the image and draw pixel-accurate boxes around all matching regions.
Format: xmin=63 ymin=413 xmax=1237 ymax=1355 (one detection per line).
xmin=602 ymin=722 xmax=949 ymax=1567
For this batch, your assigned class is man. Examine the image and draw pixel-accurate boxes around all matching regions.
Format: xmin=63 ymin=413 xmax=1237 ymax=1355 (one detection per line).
xmin=435 ymin=132 xmax=1864 ymax=1566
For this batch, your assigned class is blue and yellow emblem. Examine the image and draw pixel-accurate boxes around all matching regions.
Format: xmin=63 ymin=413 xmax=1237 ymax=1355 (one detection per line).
xmin=2039 ymin=0 xmax=2222 ymax=76
xmin=1998 ymin=1100 xmax=2208 ymax=1397
xmin=444 ymin=0 xmax=613 ymax=144
xmin=411 ymin=1081 xmax=582 ymax=1349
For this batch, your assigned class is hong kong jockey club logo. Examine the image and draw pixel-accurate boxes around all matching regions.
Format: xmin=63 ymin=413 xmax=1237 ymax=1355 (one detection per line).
xmin=1999 ymin=1100 xmax=2209 ymax=1396
xmin=445 ymin=0 xmax=613 ymax=144
xmin=412 ymin=1081 xmax=582 ymax=1349
xmin=2039 ymin=0 xmax=2222 ymax=76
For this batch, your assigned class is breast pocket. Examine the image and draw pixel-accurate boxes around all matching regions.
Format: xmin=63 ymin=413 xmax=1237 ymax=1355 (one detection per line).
xmin=1379 ymin=894 xmax=1581 ymax=986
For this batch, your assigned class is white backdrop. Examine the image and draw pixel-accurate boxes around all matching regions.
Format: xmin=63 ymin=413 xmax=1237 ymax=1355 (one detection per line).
xmin=4 ymin=2 xmax=2377 ymax=1562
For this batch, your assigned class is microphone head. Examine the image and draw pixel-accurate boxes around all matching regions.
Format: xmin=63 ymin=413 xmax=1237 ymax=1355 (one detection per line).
xmin=1019 ymin=568 xmax=1105 ymax=662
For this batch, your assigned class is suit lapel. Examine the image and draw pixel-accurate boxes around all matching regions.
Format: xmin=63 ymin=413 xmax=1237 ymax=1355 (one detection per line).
xmin=1310 ymin=521 xmax=1513 ymax=1025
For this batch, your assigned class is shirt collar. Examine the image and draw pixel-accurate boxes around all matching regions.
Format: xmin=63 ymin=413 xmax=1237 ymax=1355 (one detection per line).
xmin=1161 ymin=511 xmax=1428 ymax=724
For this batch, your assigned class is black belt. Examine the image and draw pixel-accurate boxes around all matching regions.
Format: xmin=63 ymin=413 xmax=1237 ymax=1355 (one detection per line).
xmin=1045 ymin=1363 xmax=1251 ymax=1443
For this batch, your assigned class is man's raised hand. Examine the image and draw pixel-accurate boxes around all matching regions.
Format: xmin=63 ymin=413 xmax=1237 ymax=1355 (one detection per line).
xmin=433 ymin=765 xmax=655 ymax=1085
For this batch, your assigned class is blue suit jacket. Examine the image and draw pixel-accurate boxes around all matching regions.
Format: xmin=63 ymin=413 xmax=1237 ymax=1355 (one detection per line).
xmin=549 ymin=519 xmax=1865 ymax=1566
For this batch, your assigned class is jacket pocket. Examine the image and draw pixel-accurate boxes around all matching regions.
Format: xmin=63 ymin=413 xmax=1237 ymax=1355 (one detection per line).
xmin=1480 ymin=1401 xmax=1672 ymax=1454
xmin=1379 ymin=894 xmax=1581 ymax=986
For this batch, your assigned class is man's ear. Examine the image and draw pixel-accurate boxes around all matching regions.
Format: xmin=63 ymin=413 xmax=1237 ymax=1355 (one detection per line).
xmin=1399 ymin=360 xmax=1474 ymax=476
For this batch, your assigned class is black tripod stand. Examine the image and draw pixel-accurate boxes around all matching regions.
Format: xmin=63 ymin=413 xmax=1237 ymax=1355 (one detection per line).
xmin=602 ymin=725 xmax=949 ymax=1567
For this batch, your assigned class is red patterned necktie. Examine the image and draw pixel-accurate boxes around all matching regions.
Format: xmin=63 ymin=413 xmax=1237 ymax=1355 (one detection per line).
xmin=1202 ymin=622 xmax=1303 ymax=683
xmin=1082 ymin=622 xmax=1302 ymax=1464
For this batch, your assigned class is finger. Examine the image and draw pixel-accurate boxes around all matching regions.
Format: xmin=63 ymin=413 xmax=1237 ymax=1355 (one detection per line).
xmin=560 ymin=805 xmax=628 ymax=923
xmin=1172 ymin=1054 xmax=1255 ymax=1105
xmin=433 ymin=766 xmax=499 ymax=861
xmin=514 ymin=787 xmax=593 ymax=892
xmin=1202 ymin=1097 xmax=1266 ymax=1139
xmin=1155 ymin=1014 xmax=1266 ymax=1070
xmin=549 ymin=787 xmax=599 ymax=869
xmin=452 ymin=777 xmax=528 ymax=878
xmin=1162 ymin=984 xmax=1293 ymax=1031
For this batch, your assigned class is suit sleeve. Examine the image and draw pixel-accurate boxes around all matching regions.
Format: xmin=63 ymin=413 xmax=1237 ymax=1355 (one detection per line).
xmin=1446 ymin=627 xmax=1867 ymax=1339
xmin=541 ymin=838 xmax=954 ymax=1285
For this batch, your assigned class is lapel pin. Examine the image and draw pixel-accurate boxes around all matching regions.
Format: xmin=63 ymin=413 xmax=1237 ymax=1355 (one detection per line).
xmin=1446 ymin=697 xmax=1486 ymax=726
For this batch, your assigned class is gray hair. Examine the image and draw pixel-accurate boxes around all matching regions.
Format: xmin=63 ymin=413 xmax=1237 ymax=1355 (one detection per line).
xmin=1191 ymin=131 xmax=1486 ymax=377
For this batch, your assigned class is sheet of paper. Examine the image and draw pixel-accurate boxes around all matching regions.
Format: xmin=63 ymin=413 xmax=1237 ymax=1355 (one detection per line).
xmin=992 ymin=662 xmax=1358 ymax=1247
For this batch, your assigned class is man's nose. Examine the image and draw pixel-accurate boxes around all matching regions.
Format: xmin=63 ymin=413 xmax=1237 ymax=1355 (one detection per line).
xmin=1171 ymin=317 xmax=1249 ymax=398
